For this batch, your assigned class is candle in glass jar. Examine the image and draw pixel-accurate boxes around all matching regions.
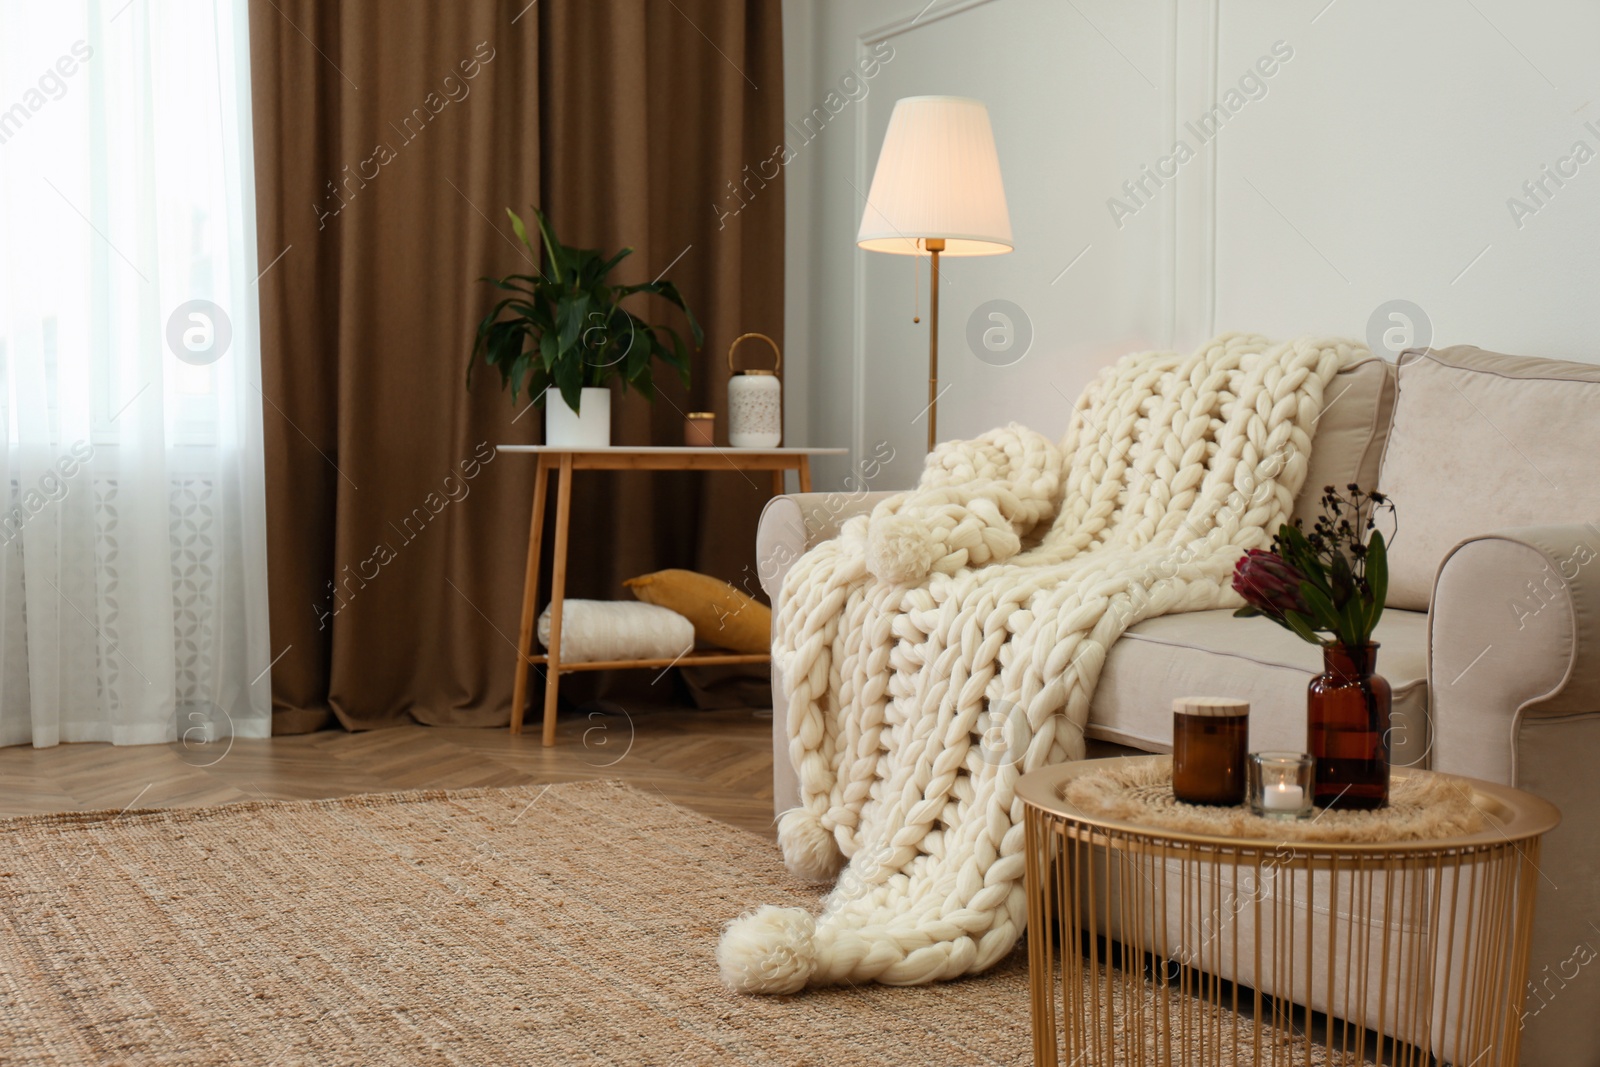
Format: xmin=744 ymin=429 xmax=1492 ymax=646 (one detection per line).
xmin=1171 ymin=697 xmax=1250 ymax=806
xmin=1248 ymin=752 xmax=1316 ymax=819
xmin=1262 ymin=782 xmax=1304 ymax=812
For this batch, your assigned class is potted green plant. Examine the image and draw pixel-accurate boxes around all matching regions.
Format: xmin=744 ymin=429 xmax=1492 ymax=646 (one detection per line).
xmin=469 ymin=207 xmax=704 ymax=447
xmin=1231 ymin=484 xmax=1396 ymax=810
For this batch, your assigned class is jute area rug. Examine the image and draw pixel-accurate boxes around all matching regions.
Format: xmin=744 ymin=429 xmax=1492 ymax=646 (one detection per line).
xmin=0 ymin=781 xmax=1034 ymax=1066
xmin=0 ymin=781 xmax=1367 ymax=1065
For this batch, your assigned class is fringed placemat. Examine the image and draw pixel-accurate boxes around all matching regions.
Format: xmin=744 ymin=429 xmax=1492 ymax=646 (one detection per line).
xmin=1063 ymin=758 xmax=1487 ymax=842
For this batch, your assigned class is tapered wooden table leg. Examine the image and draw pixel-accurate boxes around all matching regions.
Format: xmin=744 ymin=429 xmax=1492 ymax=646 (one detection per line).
xmin=510 ymin=456 xmax=550 ymax=734
xmin=798 ymin=458 xmax=812 ymax=493
xmin=541 ymin=454 xmax=575 ymax=747
xmin=770 ymin=469 xmax=785 ymax=497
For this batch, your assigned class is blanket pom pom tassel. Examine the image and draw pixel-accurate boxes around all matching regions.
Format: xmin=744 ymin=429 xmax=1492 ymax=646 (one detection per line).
xmin=776 ymin=808 xmax=844 ymax=882
xmin=718 ymin=906 xmax=818 ymax=994
xmin=866 ymin=513 xmax=941 ymax=585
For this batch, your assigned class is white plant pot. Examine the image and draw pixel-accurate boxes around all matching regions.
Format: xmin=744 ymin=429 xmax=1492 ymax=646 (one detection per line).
xmin=545 ymin=387 xmax=611 ymax=448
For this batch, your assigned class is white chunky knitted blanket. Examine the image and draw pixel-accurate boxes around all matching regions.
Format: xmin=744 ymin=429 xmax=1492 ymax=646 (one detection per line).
xmin=718 ymin=333 xmax=1362 ymax=994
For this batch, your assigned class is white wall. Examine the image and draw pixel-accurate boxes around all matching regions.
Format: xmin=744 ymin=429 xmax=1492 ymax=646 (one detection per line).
xmin=783 ymin=0 xmax=1600 ymax=491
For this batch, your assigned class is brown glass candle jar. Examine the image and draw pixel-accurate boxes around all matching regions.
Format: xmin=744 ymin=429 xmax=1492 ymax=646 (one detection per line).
xmin=1171 ymin=697 xmax=1249 ymax=806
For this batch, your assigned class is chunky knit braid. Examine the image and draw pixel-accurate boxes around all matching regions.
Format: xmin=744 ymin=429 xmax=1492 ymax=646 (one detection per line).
xmin=720 ymin=334 xmax=1358 ymax=994
xmin=865 ymin=426 xmax=1065 ymax=584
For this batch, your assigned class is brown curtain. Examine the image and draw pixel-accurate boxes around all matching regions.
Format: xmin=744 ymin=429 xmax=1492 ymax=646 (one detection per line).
xmin=250 ymin=0 xmax=784 ymax=732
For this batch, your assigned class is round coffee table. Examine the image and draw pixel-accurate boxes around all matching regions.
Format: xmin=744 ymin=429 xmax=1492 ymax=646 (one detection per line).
xmin=1018 ymin=756 xmax=1559 ymax=1067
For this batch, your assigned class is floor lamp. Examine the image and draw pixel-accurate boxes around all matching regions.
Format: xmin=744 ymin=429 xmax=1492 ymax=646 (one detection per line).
xmin=857 ymin=96 xmax=1013 ymax=452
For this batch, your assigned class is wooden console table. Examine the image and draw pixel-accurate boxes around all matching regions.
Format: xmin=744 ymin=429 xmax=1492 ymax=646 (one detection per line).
xmin=496 ymin=445 xmax=846 ymax=744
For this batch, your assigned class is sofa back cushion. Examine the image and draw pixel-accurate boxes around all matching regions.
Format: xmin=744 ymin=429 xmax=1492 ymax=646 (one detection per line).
xmin=1290 ymin=355 xmax=1395 ymax=531
xmin=1378 ymin=345 xmax=1600 ymax=610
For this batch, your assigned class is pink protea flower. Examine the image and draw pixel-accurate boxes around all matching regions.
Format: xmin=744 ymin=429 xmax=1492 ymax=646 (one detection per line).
xmin=1232 ymin=549 xmax=1310 ymax=619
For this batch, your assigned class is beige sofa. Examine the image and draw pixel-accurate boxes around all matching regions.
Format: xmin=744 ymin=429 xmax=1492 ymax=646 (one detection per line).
xmin=757 ymin=345 xmax=1600 ymax=1067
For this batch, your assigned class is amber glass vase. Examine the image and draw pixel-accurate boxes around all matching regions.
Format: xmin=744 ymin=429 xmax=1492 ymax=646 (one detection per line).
xmin=1307 ymin=643 xmax=1391 ymax=809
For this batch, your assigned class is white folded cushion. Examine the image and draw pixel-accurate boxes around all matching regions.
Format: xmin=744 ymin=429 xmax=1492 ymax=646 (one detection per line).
xmin=536 ymin=600 xmax=694 ymax=663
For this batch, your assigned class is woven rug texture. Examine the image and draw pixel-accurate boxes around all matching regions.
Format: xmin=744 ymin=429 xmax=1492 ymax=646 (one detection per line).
xmin=0 ymin=780 xmax=1380 ymax=1065
xmin=0 ymin=781 xmax=1039 ymax=1066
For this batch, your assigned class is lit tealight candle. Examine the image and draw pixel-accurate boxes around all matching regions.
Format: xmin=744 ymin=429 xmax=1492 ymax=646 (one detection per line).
xmin=1249 ymin=752 xmax=1315 ymax=818
xmin=1262 ymin=782 xmax=1304 ymax=812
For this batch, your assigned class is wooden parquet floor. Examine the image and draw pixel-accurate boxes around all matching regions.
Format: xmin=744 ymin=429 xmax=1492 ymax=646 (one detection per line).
xmin=0 ymin=708 xmax=779 ymax=838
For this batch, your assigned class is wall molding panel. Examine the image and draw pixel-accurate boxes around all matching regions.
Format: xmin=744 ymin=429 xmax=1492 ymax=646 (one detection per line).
xmin=788 ymin=0 xmax=1600 ymax=491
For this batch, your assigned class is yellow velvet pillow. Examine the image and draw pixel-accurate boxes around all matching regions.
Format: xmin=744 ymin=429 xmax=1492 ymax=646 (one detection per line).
xmin=623 ymin=569 xmax=771 ymax=654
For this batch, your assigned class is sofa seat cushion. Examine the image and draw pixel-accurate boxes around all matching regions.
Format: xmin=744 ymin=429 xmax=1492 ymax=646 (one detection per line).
xmin=1088 ymin=609 xmax=1430 ymax=769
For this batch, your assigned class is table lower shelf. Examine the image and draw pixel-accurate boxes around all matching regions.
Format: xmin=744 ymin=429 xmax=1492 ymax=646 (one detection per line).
xmin=523 ymin=651 xmax=770 ymax=672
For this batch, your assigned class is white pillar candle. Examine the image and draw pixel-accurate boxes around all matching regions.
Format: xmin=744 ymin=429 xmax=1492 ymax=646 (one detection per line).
xmin=1262 ymin=782 xmax=1304 ymax=812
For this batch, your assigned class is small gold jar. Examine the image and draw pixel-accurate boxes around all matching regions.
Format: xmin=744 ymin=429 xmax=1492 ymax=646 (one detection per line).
xmin=684 ymin=412 xmax=715 ymax=446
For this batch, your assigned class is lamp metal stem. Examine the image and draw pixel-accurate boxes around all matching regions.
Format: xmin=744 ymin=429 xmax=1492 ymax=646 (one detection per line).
xmin=925 ymin=237 xmax=945 ymax=453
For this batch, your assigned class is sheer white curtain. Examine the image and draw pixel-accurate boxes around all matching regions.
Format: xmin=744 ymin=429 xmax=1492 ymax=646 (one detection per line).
xmin=0 ymin=0 xmax=271 ymax=747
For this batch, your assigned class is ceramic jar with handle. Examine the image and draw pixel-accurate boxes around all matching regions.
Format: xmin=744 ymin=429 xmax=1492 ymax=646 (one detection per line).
xmin=727 ymin=332 xmax=783 ymax=448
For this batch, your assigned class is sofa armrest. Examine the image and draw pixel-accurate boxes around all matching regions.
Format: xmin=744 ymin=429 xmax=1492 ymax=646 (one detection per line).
xmin=1431 ymin=523 xmax=1600 ymax=1065
xmin=1429 ymin=522 xmax=1600 ymax=784
xmin=755 ymin=490 xmax=898 ymax=601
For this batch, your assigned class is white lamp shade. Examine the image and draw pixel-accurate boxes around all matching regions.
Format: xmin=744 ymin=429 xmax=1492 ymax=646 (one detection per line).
xmin=857 ymin=96 xmax=1013 ymax=257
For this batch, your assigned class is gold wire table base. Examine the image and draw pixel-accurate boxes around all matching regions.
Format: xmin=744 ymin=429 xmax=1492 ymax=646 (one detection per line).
xmin=1019 ymin=758 xmax=1558 ymax=1067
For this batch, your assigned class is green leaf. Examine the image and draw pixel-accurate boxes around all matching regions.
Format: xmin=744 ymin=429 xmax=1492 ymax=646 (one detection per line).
xmin=529 ymin=207 xmax=564 ymax=284
xmin=476 ymin=296 xmax=524 ymax=331
xmin=1339 ymin=596 xmax=1368 ymax=648
xmin=623 ymin=321 xmax=649 ymax=381
xmin=1329 ymin=550 xmax=1355 ymax=605
xmin=508 ymin=352 xmax=531 ymax=404
xmin=654 ymin=325 xmax=686 ymax=369
xmin=468 ymin=301 xmax=511 ymax=387
xmin=479 ymin=275 xmax=537 ymax=296
xmin=486 ymin=323 xmax=526 ymax=400
xmin=524 ymin=366 xmax=550 ymax=406
xmin=553 ymin=352 xmax=583 ymax=414
xmin=1277 ymin=525 xmax=1332 ymax=596
xmin=1299 ymin=582 xmax=1340 ymax=634
xmin=669 ymin=328 xmax=691 ymax=388
xmin=1365 ymin=530 xmax=1389 ymax=633
xmin=631 ymin=364 xmax=656 ymax=401
xmin=555 ymin=294 xmax=590 ymax=359
xmin=1281 ymin=610 xmax=1324 ymax=647
xmin=1280 ymin=524 xmax=1313 ymax=554
xmin=620 ymin=279 xmax=705 ymax=348
xmin=595 ymin=246 xmax=634 ymax=280
xmin=506 ymin=208 xmax=543 ymax=272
